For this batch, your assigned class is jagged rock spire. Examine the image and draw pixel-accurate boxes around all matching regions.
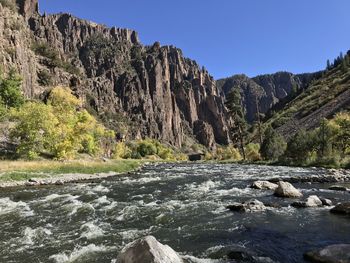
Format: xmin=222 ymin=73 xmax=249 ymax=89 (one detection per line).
xmin=16 ymin=0 xmax=38 ymax=19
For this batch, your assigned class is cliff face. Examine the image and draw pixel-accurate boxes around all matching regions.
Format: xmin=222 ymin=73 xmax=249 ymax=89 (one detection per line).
xmin=217 ymin=71 xmax=320 ymax=123
xmin=0 ymin=0 xmax=230 ymax=148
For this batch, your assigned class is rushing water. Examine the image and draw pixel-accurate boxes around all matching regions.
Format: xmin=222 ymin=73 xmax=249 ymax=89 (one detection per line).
xmin=0 ymin=163 xmax=349 ymax=263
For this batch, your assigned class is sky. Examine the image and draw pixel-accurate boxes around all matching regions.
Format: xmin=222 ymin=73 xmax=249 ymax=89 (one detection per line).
xmin=40 ymin=0 xmax=350 ymax=79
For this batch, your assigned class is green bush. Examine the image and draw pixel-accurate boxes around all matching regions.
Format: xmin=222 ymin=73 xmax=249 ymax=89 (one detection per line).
xmin=260 ymin=126 xmax=286 ymax=161
xmin=245 ymin=143 xmax=261 ymax=161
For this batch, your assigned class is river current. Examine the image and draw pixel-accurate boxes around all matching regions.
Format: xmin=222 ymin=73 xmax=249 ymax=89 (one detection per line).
xmin=0 ymin=163 xmax=349 ymax=263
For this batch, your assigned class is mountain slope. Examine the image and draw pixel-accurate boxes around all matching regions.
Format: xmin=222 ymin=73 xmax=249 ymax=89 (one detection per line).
xmin=217 ymin=71 xmax=320 ymax=123
xmin=0 ymin=0 xmax=230 ymax=149
xmin=267 ymin=59 xmax=350 ymax=139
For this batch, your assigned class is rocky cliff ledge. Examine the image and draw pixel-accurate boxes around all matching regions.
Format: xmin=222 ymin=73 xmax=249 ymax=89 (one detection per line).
xmin=0 ymin=0 xmax=230 ymax=148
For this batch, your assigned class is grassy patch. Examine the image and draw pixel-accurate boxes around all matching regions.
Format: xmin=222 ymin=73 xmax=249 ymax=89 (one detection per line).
xmin=0 ymin=159 xmax=142 ymax=181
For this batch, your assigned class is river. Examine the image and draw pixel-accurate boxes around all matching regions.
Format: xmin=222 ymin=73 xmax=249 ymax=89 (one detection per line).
xmin=0 ymin=163 xmax=349 ymax=262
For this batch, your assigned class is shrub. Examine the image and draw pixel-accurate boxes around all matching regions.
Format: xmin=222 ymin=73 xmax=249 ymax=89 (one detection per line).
xmin=0 ymin=69 xmax=24 ymax=109
xmin=37 ymin=70 xmax=52 ymax=86
xmin=245 ymin=143 xmax=261 ymax=161
xmin=216 ymin=146 xmax=242 ymax=161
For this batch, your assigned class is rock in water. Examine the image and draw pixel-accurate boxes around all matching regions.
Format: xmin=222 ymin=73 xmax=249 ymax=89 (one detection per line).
xmin=330 ymin=202 xmax=350 ymax=215
xmin=274 ymin=181 xmax=303 ymax=198
xmin=227 ymin=199 xmax=266 ymax=212
xmin=329 ymin=185 xmax=348 ymax=191
xmin=320 ymin=198 xmax=333 ymax=206
xmin=251 ymin=181 xmax=278 ymax=190
xmin=117 ymin=236 xmax=183 ymax=263
xmin=304 ymin=244 xmax=350 ymax=263
xmin=292 ymin=195 xmax=323 ymax=208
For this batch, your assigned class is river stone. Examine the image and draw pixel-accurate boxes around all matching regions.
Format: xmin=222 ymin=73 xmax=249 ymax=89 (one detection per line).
xmin=292 ymin=195 xmax=323 ymax=208
xmin=329 ymin=185 xmax=348 ymax=191
xmin=251 ymin=181 xmax=278 ymax=190
xmin=320 ymin=198 xmax=333 ymax=206
xmin=274 ymin=181 xmax=303 ymax=198
xmin=227 ymin=199 xmax=266 ymax=212
xmin=304 ymin=244 xmax=350 ymax=263
xmin=330 ymin=202 xmax=350 ymax=215
xmin=117 ymin=236 xmax=183 ymax=263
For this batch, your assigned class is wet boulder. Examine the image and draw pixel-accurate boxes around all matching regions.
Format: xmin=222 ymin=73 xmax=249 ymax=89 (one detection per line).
xmin=292 ymin=195 xmax=323 ymax=208
xmin=274 ymin=181 xmax=303 ymax=198
xmin=330 ymin=202 xmax=350 ymax=215
xmin=117 ymin=235 xmax=183 ymax=263
xmin=329 ymin=185 xmax=348 ymax=191
xmin=251 ymin=181 xmax=278 ymax=190
xmin=320 ymin=198 xmax=333 ymax=206
xmin=304 ymin=244 xmax=350 ymax=263
xmin=227 ymin=199 xmax=266 ymax=212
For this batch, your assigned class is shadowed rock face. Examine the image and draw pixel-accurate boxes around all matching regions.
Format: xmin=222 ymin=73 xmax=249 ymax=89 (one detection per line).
xmin=0 ymin=0 xmax=230 ymax=148
xmin=217 ymin=72 xmax=319 ymax=123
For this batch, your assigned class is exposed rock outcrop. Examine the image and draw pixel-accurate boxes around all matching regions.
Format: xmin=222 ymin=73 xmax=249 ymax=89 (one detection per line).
xmin=291 ymin=195 xmax=323 ymax=208
xmin=117 ymin=236 xmax=183 ymax=263
xmin=251 ymin=180 xmax=278 ymax=190
xmin=217 ymin=72 xmax=319 ymax=123
xmin=0 ymin=0 xmax=230 ymax=149
xmin=274 ymin=181 xmax=303 ymax=198
xmin=227 ymin=199 xmax=267 ymax=212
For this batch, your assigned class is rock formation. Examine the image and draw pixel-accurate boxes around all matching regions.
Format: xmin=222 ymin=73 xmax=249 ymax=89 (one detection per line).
xmin=274 ymin=181 xmax=303 ymax=198
xmin=217 ymin=72 xmax=320 ymax=123
xmin=0 ymin=0 xmax=230 ymax=149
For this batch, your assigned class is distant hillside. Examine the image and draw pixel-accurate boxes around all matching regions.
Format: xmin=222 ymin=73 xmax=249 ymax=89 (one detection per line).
xmin=217 ymin=71 xmax=320 ymax=123
xmin=267 ymin=52 xmax=350 ymax=139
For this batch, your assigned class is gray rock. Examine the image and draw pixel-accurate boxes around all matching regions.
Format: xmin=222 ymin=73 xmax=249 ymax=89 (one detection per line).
xmin=329 ymin=185 xmax=348 ymax=191
xmin=320 ymin=198 xmax=333 ymax=206
xmin=274 ymin=181 xmax=303 ymax=198
xmin=304 ymin=244 xmax=350 ymax=263
xmin=227 ymin=199 xmax=266 ymax=212
xmin=251 ymin=181 xmax=278 ymax=190
xmin=330 ymin=202 xmax=350 ymax=215
xmin=117 ymin=236 xmax=183 ymax=263
xmin=292 ymin=195 xmax=323 ymax=208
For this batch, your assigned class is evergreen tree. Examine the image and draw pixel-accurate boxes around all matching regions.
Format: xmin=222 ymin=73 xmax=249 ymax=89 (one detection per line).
xmin=260 ymin=126 xmax=286 ymax=161
xmin=285 ymin=129 xmax=314 ymax=163
xmin=225 ymin=88 xmax=247 ymax=160
xmin=0 ymin=69 xmax=24 ymax=109
xmin=326 ymin=59 xmax=331 ymax=70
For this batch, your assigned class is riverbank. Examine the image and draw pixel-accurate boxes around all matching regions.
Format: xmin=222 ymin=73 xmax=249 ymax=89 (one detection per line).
xmin=0 ymin=159 xmax=144 ymax=188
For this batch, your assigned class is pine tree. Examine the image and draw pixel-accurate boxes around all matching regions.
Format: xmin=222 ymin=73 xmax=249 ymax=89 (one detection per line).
xmin=326 ymin=59 xmax=331 ymax=70
xmin=225 ymin=88 xmax=247 ymax=160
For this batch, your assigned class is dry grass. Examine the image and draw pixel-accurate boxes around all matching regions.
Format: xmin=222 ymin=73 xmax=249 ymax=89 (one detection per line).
xmin=0 ymin=159 xmax=142 ymax=180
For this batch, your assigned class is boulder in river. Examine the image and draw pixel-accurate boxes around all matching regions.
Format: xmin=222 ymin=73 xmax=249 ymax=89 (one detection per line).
xmin=329 ymin=185 xmax=348 ymax=191
xmin=117 ymin=235 xmax=183 ymax=263
xmin=330 ymin=202 xmax=350 ymax=215
xmin=274 ymin=181 xmax=303 ymax=198
xmin=320 ymin=198 xmax=333 ymax=206
xmin=292 ymin=195 xmax=323 ymax=208
xmin=251 ymin=181 xmax=278 ymax=190
xmin=304 ymin=244 xmax=350 ymax=263
xmin=227 ymin=199 xmax=266 ymax=212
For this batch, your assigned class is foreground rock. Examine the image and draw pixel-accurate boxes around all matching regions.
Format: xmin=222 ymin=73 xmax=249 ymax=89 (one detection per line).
xmin=330 ymin=202 xmax=350 ymax=215
xmin=227 ymin=199 xmax=267 ymax=212
xmin=117 ymin=236 xmax=183 ymax=263
xmin=292 ymin=195 xmax=323 ymax=208
xmin=274 ymin=181 xmax=303 ymax=198
xmin=251 ymin=181 xmax=278 ymax=190
xmin=304 ymin=244 xmax=350 ymax=263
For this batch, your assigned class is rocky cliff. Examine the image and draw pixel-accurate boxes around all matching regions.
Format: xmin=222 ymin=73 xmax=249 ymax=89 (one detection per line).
xmin=217 ymin=72 xmax=320 ymax=123
xmin=0 ymin=0 xmax=230 ymax=148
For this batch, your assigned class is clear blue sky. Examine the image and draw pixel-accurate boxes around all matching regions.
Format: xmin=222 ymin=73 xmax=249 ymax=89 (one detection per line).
xmin=40 ymin=0 xmax=350 ymax=79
